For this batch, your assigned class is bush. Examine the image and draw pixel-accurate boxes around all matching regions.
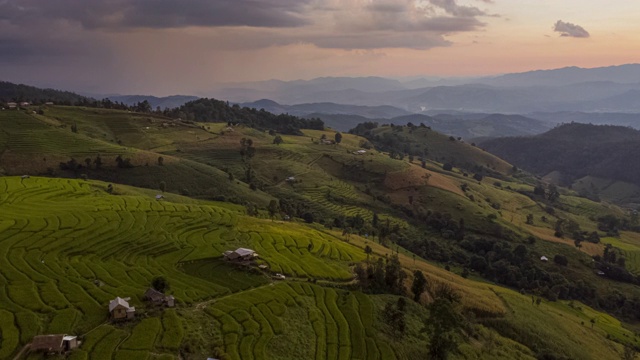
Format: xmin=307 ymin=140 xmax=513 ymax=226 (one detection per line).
xmin=442 ymin=163 xmax=453 ymax=171
xmin=554 ymin=255 xmax=568 ymax=266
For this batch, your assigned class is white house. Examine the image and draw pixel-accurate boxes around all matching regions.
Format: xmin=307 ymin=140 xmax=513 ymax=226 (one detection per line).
xmin=223 ymin=248 xmax=258 ymax=261
xmin=540 ymin=256 xmax=548 ymax=262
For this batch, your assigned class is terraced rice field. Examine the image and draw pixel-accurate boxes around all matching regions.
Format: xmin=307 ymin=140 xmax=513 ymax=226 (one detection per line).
xmin=0 ymin=111 xmax=129 ymax=156
xmin=206 ymin=282 xmax=395 ymax=360
xmin=0 ymin=176 xmax=363 ymax=358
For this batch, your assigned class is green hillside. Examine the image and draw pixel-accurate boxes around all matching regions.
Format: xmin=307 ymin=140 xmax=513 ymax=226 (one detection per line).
xmin=2 ymin=106 xmax=640 ymax=359
xmin=481 ymin=123 xmax=640 ymax=205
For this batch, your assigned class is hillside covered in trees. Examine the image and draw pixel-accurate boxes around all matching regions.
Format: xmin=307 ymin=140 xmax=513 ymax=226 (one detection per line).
xmin=0 ymin=81 xmax=91 ymax=105
xmin=163 ymin=98 xmax=325 ymax=134
xmin=481 ymin=123 xmax=640 ymax=188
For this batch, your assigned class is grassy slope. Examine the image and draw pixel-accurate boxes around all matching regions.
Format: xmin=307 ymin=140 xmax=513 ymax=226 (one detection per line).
xmin=2 ymin=107 xmax=640 ymax=358
xmin=0 ymin=177 xmax=632 ymax=360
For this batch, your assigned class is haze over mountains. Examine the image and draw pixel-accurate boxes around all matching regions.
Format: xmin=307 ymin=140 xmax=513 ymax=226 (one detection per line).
xmin=4 ymin=63 xmax=640 ymax=140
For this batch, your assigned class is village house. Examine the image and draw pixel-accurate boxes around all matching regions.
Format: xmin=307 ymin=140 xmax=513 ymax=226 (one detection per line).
xmin=223 ymin=248 xmax=258 ymax=262
xmin=353 ymin=149 xmax=367 ymax=155
xmin=320 ymin=139 xmax=336 ymax=145
xmin=45 ymin=102 xmax=54 ymax=105
xmin=109 ymin=296 xmax=136 ymax=320
xmin=540 ymin=256 xmax=549 ymax=262
xmin=30 ymin=334 xmax=78 ymax=354
xmin=144 ymin=288 xmax=175 ymax=307
xmin=20 ymin=101 xmax=30 ymax=107
xmin=7 ymin=102 xmax=17 ymax=109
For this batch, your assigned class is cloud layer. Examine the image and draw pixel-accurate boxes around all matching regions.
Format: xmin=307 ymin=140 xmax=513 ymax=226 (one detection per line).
xmin=553 ymin=20 xmax=590 ymax=38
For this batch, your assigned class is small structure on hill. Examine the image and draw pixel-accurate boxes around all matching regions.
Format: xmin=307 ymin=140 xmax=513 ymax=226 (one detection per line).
xmin=223 ymin=248 xmax=258 ymax=262
xmin=155 ymin=194 xmax=164 ymax=200
xmin=7 ymin=102 xmax=17 ymax=109
xmin=320 ymin=139 xmax=336 ymax=145
xmin=21 ymin=175 xmax=30 ymax=179
xmin=540 ymin=256 xmax=548 ymax=262
xmin=109 ymin=296 xmax=136 ymax=320
xmin=31 ymin=334 xmax=78 ymax=354
xmin=286 ymin=176 xmax=295 ymax=182
xmin=353 ymin=149 xmax=367 ymax=155
xmin=274 ymin=273 xmax=286 ymax=280
xmin=45 ymin=102 xmax=54 ymax=105
xmin=20 ymin=101 xmax=30 ymax=107
xmin=144 ymin=288 xmax=175 ymax=307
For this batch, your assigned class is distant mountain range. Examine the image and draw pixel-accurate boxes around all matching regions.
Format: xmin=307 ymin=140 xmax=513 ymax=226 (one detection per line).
xmin=212 ymin=64 xmax=640 ymax=113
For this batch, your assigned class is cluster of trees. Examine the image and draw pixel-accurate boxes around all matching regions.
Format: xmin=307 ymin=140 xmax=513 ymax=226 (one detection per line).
xmin=353 ymin=254 xmax=406 ymax=295
xmin=163 ymin=98 xmax=324 ymax=135
xmin=0 ymin=81 xmax=89 ymax=105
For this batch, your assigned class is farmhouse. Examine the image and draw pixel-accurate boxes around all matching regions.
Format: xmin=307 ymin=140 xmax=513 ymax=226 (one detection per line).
xmin=45 ymin=102 xmax=54 ymax=105
xmin=223 ymin=248 xmax=258 ymax=261
xmin=7 ymin=102 xmax=17 ymax=109
xmin=353 ymin=150 xmax=367 ymax=155
xmin=286 ymin=176 xmax=295 ymax=182
xmin=540 ymin=256 xmax=549 ymax=262
xmin=109 ymin=296 xmax=136 ymax=320
xmin=31 ymin=334 xmax=78 ymax=354
xmin=20 ymin=101 xmax=30 ymax=106
xmin=320 ymin=139 xmax=336 ymax=145
xmin=155 ymin=194 xmax=164 ymax=200
xmin=144 ymin=287 xmax=175 ymax=307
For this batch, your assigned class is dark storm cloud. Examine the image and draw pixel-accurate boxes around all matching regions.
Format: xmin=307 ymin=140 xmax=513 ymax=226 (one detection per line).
xmin=553 ymin=20 xmax=590 ymax=38
xmin=0 ymin=0 xmax=311 ymax=29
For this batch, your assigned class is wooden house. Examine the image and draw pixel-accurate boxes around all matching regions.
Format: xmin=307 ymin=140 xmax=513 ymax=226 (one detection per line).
xmin=144 ymin=288 xmax=175 ymax=307
xmin=109 ymin=297 xmax=136 ymax=320
xmin=31 ymin=334 xmax=78 ymax=354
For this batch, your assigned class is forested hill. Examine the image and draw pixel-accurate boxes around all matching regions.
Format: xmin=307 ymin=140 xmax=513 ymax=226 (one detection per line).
xmin=164 ymin=98 xmax=324 ymax=134
xmin=0 ymin=81 xmax=90 ymax=104
xmin=481 ymin=123 xmax=640 ymax=185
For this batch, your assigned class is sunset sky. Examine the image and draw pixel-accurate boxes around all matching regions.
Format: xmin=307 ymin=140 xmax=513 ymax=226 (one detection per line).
xmin=0 ymin=0 xmax=638 ymax=95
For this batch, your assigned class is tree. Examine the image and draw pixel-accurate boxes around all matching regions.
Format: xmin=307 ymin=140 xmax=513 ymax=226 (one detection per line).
xmin=554 ymin=254 xmax=568 ymax=266
xmin=151 ymin=276 xmax=170 ymax=292
xmin=364 ymin=245 xmax=373 ymax=264
xmin=411 ymin=270 xmax=427 ymax=302
xmin=158 ymin=156 xmax=164 ymax=166
xmin=273 ymin=135 xmax=283 ymax=145
xmin=334 ymin=132 xmax=342 ymax=144
xmin=442 ymin=163 xmax=453 ymax=171
xmin=159 ymin=181 xmax=166 ymax=193
xmin=84 ymin=158 xmax=92 ymax=169
xmin=425 ymin=294 xmax=462 ymax=359
xmin=94 ymin=155 xmax=103 ymax=169
xmin=268 ymin=200 xmax=279 ymax=220
xmin=71 ymin=122 xmax=78 ymax=133
xmin=303 ymin=212 xmax=314 ymax=224
xmin=526 ymin=214 xmax=534 ymax=225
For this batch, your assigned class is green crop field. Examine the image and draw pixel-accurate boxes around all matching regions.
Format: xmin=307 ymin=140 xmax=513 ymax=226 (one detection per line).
xmin=0 ymin=176 xmax=364 ymax=358
xmin=204 ymin=282 xmax=391 ymax=360
xmin=3 ymin=105 xmax=640 ymax=360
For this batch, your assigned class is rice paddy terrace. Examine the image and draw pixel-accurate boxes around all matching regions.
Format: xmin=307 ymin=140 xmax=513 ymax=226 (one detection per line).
xmin=0 ymin=176 xmax=365 ymax=359
xmin=3 ymin=107 xmax=640 ymax=359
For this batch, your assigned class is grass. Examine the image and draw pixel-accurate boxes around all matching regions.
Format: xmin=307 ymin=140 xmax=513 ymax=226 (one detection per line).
xmin=0 ymin=176 xmax=364 ymax=358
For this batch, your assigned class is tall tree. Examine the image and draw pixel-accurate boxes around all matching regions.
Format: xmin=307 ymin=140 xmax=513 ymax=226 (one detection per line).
xmin=335 ymin=132 xmax=343 ymax=144
xmin=411 ymin=270 xmax=427 ymax=302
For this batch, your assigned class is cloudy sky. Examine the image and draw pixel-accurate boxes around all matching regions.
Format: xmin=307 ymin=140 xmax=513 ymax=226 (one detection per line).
xmin=0 ymin=0 xmax=638 ymax=95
